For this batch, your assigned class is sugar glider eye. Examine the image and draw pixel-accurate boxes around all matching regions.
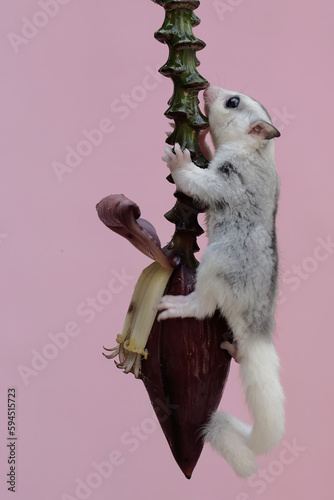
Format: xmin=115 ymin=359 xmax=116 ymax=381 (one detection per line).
xmin=225 ymin=96 xmax=240 ymax=109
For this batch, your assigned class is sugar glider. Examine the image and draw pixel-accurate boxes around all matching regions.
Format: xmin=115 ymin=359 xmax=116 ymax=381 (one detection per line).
xmin=157 ymin=85 xmax=285 ymax=477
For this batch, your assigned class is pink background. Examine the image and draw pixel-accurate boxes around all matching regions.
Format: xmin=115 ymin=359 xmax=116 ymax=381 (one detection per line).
xmin=1 ymin=0 xmax=333 ymax=499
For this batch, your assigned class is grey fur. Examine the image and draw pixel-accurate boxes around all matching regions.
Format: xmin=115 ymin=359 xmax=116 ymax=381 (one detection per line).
xmin=158 ymin=86 xmax=285 ymax=476
xmin=158 ymin=131 xmax=280 ymax=341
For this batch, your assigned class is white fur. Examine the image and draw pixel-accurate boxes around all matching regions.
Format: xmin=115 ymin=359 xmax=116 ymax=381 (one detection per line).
xmin=204 ymin=336 xmax=285 ymax=477
xmin=158 ymin=86 xmax=285 ymax=477
xmin=204 ymin=412 xmax=256 ymax=478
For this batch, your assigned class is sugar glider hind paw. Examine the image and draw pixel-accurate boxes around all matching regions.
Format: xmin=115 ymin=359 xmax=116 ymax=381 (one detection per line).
xmin=157 ymin=294 xmax=195 ymax=320
xmin=158 ymin=294 xmax=189 ymax=309
xmin=157 ymin=295 xmax=182 ymax=320
xmin=220 ymin=341 xmax=241 ymax=363
xmin=157 ymin=309 xmax=179 ymax=321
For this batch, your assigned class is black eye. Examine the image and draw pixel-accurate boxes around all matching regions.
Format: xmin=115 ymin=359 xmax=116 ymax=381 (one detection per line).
xmin=225 ymin=96 xmax=240 ymax=109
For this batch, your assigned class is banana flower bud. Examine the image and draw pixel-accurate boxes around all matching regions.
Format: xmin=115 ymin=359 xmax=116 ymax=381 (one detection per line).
xmin=97 ymin=194 xmax=232 ymax=478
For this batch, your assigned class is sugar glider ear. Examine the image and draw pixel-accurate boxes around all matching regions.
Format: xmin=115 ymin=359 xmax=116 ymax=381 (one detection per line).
xmin=248 ymin=120 xmax=281 ymax=140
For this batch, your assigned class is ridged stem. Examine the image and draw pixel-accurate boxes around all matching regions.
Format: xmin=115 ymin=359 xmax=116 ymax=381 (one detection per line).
xmin=153 ymin=0 xmax=209 ymax=269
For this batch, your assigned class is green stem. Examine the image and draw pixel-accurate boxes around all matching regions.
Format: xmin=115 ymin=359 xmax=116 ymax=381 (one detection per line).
xmin=153 ymin=0 xmax=209 ymax=269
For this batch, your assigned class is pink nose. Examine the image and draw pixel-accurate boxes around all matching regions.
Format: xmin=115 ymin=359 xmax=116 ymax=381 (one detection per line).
xmin=203 ymin=86 xmax=220 ymax=106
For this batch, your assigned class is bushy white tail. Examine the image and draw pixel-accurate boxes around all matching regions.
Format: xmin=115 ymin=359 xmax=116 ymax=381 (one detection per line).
xmin=204 ymin=337 xmax=285 ymax=477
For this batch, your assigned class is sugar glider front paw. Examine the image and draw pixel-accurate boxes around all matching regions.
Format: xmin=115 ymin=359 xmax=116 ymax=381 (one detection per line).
xmin=162 ymin=143 xmax=192 ymax=174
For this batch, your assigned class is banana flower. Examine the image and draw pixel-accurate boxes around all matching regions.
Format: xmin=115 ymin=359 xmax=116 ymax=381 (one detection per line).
xmin=96 ymin=0 xmax=232 ymax=479
xmin=96 ymin=193 xmax=232 ymax=478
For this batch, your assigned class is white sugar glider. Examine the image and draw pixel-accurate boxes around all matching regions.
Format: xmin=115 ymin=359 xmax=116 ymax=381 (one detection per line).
xmin=157 ymin=85 xmax=285 ymax=478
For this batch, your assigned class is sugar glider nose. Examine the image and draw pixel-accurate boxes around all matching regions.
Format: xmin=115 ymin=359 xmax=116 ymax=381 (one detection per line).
xmin=203 ymin=85 xmax=220 ymax=106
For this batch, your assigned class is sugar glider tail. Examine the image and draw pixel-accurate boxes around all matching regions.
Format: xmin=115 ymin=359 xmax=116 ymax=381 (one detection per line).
xmin=203 ymin=336 xmax=285 ymax=477
xmin=204 ymin=411 xmax=257 ymax=477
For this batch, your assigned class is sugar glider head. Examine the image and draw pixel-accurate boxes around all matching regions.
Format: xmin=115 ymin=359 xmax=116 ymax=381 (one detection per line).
xmin=203 ymin=86 xmax=280 ymax=152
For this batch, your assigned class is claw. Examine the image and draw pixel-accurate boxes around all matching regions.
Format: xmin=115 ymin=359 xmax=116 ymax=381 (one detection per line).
xmin=157 ymin=308 xmax=179 ymax=321
xmin=158 ymin=294 xmax=189 ymax=311
xmin=183 ymin=148 xmax=191 ymax=162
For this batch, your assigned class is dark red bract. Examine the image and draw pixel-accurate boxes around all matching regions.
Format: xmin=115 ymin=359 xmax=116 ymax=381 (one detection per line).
xmin=97 ymin=193 xmax=232 ymax=478
xmin=141 ymin=264 xmax=232 ymax=478
xmin=96 ymin=194 xmax=178 ymax=269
